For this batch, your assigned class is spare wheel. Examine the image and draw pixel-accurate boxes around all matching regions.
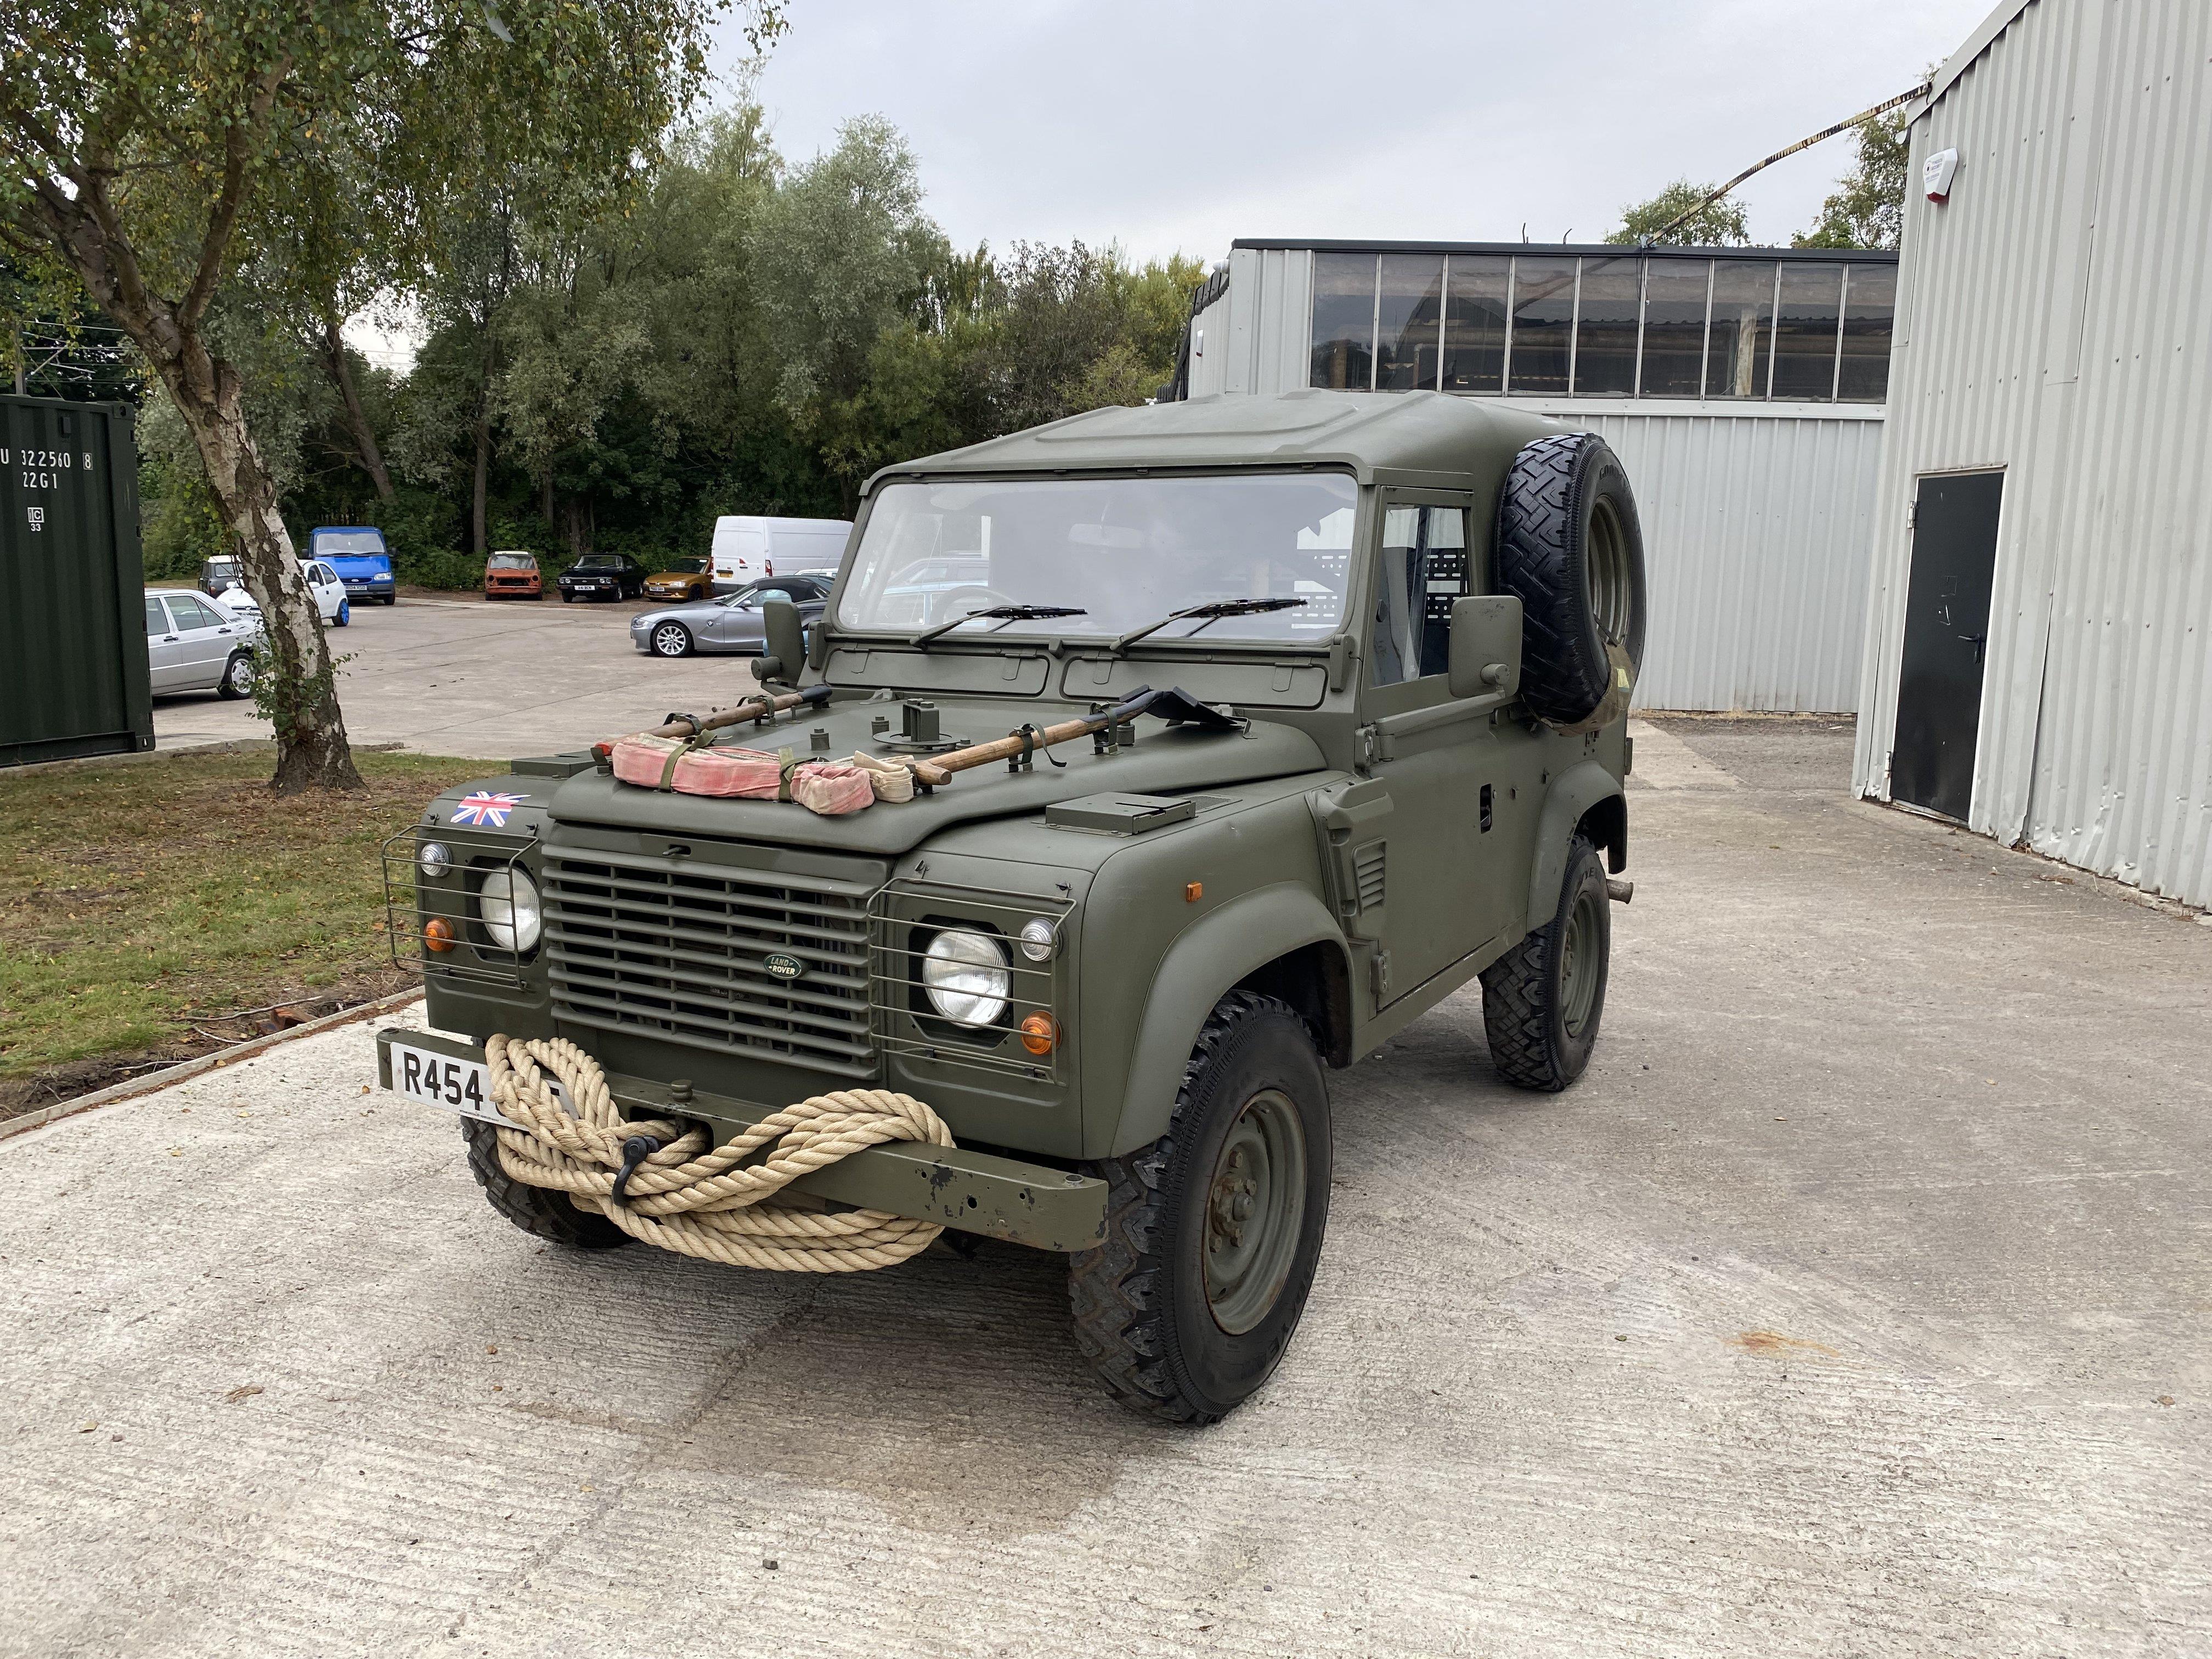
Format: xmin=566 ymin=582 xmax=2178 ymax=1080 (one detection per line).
xmin=1493 ymin=433 xmax=1647 ymax=727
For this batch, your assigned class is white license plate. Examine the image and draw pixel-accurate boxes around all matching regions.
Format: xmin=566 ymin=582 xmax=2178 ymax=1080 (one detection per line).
xmin=387 ymin=1041 xmax=505 ymax=1124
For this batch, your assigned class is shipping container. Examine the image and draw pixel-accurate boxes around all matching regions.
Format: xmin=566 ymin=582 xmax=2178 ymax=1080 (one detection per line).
xmin=0 ymin=394 xmax=154 ymax=768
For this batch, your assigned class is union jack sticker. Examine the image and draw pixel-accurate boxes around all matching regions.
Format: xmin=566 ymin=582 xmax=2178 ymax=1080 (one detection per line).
xmin=451 ymin=791 xmax=524 ymax=828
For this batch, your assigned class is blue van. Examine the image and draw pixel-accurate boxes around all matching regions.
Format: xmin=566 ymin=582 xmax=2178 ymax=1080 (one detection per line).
xmin=310 ymin=527 xmax=396 ymax=605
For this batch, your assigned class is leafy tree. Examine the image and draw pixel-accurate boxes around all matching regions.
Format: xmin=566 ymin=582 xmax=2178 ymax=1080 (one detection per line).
xmin=1605 ymin=181 xmax=1752 ymax=248
xmin=1795 ymin=111 xmax=1910 ymax=250
xmin=0 ymin=0 xmax=755 ymax=791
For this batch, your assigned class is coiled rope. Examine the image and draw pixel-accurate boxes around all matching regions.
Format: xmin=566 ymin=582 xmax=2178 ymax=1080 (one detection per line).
xmin=484 ymin=1034 xmax=953 ymax=1273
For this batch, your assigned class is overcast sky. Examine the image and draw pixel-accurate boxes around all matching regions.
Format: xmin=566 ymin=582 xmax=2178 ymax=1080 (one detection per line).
xmin=720 ymin=0 xmax=1994 ymax=263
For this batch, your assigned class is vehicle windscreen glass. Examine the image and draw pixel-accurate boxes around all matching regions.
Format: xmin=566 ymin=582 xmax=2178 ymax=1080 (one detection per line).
xmin=573 ymin=556 xmax=619 ymax=571
xmin=487 ymin=554 xmax=534 ymax=570
xmin=837 ymin=475 xmax=1356 ymax=642
xmin=312 ymin=532 xmax=386 ymax=557
xmin=670 ymin=558 xmax=707 ymax=574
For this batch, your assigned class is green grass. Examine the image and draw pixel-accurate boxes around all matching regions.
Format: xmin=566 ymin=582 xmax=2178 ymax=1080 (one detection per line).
xmin=0 ymin=747 xmax=495 ymax=1089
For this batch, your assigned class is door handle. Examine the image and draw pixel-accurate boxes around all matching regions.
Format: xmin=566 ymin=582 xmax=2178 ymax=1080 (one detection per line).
xmin=1957 ymin=631 xmax=1987 ymax=664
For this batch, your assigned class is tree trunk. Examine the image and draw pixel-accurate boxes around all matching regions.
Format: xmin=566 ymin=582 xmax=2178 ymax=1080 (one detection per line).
xmin=471 ymin=398 xmax=492 ymax=556
xmin=161 ymin=345 xmax=362 ymax=793
xmin=319 ymin=318 xmax=393 ymax=501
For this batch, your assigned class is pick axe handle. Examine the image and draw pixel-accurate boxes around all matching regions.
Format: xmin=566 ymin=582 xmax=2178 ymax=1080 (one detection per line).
xmin=641 ymin=684 xmax=830 ymax=742
xmin=907 ymin=687 xmax=1156 ymax=786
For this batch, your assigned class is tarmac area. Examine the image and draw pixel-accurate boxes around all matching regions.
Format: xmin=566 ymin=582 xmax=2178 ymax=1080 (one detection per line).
xmin=151 ymin=591 xmax=749 ymax=759
xmin=4 ymin=717 xmax=2208 ymax=1657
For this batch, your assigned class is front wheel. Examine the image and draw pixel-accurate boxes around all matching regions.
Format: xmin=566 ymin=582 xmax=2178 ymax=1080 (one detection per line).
xmin=651 ymin=622 xmax=693 ymax=658
xmin=1069 ymin=991 xmax=1331 ymax=1424
xmin=461 ymin=1120 xmax=630 ymax=1249
xmin=1481 ymin=833 xmax=1611 ymax=1091
xmin=216 ymin=651 xmax=254 ymax=700
xmin=380 ymin=592 xmax=396 ymax=606
xmin=335 ymin=599 xmax=350 ymax=627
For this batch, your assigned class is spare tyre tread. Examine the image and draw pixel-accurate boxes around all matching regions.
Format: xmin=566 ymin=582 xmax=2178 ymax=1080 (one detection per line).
xmin=1494 ymin=432 xmax=1645 ymax=726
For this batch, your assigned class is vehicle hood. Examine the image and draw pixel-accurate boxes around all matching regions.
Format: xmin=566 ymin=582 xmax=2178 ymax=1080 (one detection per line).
xmin=325 ymin=555 xmax=391 ymax=577
xmin=544 ymin=695 xmax=1326 ymax=856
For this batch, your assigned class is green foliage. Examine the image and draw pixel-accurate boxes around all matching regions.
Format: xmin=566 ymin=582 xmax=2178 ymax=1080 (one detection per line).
xmin=1605 ymin=182 xmax=1752 ymax=248
xmin=1795 ymin=112 xmax=1910 ymax=251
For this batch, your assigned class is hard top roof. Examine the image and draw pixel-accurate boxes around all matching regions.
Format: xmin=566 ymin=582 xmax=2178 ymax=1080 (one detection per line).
xmin=867 ymin=389 xmax=1555 ymax=493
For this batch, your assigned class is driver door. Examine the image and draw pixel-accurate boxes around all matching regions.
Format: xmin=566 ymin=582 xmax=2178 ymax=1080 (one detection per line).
xmin=1358 ymin=492 xmax=1515 ymax=1000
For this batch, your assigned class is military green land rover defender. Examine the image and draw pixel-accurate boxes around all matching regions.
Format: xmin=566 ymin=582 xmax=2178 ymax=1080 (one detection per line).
xmin=377 ymin=388 xmax=1646 ymax=1423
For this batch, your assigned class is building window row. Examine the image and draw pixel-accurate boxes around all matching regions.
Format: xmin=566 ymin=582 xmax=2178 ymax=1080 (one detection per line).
xmin=1309 ymin=251 xmax=1895 ymax=404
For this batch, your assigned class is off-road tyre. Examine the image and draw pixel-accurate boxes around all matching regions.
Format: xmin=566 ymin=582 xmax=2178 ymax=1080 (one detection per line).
xmin=461 ymin=1119 xmax=631 ymax=1250
xmin=1481 ymin=834 xmax=1611 ymax=1091
xmin=1494 ymin=433 xmax=1647 ymax=725
xmin=216 ymin=651 xmax=254 ymax=699
xmin=1068 ymin=991 xmax=1331 ymax=1424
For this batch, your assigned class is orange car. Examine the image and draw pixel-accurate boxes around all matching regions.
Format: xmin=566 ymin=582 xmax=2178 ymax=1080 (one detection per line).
xmin=641 ymin=556 xmax=713 ymax=603
xmin=483 ymin=550 xmax=543 ymax=600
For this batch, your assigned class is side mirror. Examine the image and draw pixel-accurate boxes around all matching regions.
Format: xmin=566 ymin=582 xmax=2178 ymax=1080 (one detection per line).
xmin=1447 ymin=595 xmax=1523 ymax=702
xmin=752 ymin=594 xmax=807 ymax=686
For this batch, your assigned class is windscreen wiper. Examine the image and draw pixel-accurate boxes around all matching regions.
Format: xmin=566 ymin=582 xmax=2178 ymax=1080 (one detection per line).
xmin=1108 ymin=596 xmax=1307 ymax=654
xmin=912 ymin=605 xmax=1088 ymax=650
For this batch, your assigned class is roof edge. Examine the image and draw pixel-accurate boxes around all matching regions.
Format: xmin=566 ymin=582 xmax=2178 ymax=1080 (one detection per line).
xmin=1908 ymin=0 xmax=2038 ymax=123
xmin=1229 ymin=238 xmax=1898 ymax=263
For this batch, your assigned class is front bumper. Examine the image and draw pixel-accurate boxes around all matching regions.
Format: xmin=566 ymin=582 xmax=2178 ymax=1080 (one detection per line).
xmin=375 ymin=1026 xmax=1108 ymax=1252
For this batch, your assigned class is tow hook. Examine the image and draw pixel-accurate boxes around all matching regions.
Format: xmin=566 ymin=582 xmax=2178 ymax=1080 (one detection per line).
xmin=1606 ymin=877 xmax=1634 ymax=904
xmin=612 ymin=1133 xmax=662 ymax=1204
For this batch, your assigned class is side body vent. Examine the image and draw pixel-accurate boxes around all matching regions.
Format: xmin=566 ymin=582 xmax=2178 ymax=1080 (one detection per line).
xmin=1351 ymin=839 xmax=1387 ymax=911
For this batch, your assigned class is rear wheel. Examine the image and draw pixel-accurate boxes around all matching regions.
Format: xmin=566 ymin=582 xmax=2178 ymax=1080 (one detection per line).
xmin=651 ymin=622 xmax=693 ymax=658
xmin=462 ymin=1120 xmax=630 ymax=1249
xmin=335 ymin=599 xmax=349 ymax=627
xmin=1069 ymin=991 xmax=1331 ymax=1424
xmin=1481 ymin=834 xmax=1611 ymax=1091
xmin=216 ymin=651 xmax=254 ymax=700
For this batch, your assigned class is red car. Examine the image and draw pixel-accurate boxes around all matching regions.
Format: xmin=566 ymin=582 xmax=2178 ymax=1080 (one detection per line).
xmin=483 ymin=550 xmax=543 ymax=600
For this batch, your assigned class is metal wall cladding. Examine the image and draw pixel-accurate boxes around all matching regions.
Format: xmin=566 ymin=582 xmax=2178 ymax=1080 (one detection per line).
xmin=1184 ymin=244 xmax=1888 ymax=713
xmin=0 ymin=396 xmax=151 ymax=767
xmin=1857 ymin=0 xmax=2212 ymax=909
xmin=1520 ymin=405 xmax=1885 ymax=713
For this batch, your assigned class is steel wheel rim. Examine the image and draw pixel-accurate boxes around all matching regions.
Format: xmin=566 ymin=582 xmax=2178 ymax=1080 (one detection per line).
xmin=1588 ymin=498 xmax=1631 ymax=646
xmin=653 ymin=624 xmax=687 ymax=656
xmin=1203 ymin=1088 xmax=1307 ymax=1335
xmin=1560 ymin=887 xmax=1604 ymax=1038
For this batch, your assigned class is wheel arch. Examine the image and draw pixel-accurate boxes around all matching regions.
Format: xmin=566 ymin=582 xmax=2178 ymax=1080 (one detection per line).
xmin=1525 ymin=759 xmax=1626 ymax=930
xmin=1107 ymin=884 xmax=1347 ymax=1159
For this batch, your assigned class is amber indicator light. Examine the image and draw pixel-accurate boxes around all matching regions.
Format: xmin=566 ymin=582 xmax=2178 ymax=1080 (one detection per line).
xmin=1184 ymin=882 xmax=1203 ymax=902
xmin=424 ymin=917 xmax=456 ymax=953
xmin=1018 ymin=1013 xmax=1057 ymax=1055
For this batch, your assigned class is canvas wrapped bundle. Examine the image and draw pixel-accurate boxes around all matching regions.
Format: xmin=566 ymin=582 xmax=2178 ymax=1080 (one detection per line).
xmin=606 ymin=732 xmax=910 ymax=814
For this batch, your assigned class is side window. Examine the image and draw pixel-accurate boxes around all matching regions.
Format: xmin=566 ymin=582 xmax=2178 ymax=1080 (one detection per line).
xmin=179 ymin=596 xmax=227 ymax=629
xmin=146 ymin=596 xmax=170 ymax=636
xmin=1369 ymin=506 xmax=1470 ymax=687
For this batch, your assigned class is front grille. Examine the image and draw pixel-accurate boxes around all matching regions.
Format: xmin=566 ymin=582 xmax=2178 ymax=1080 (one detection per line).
xmin=541 ymin=848 xmax=877 ymax=1075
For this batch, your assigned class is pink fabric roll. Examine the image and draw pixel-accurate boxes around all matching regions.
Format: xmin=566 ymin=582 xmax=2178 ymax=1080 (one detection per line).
xmin=609 ymin=732 xmax=684 ymax=789
xmin=672 ymin=745 xmax=783 ymax=798
xmin=789 ymin=760 xmax=874 ymax=815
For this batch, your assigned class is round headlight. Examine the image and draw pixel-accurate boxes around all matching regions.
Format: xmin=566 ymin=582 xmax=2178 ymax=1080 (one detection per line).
xmin=1018 ymin=917 xmax=1057 ymax=962
xmin=478 ymin=868 xmax=542 ymax=953
xmin=921 ymin=928 xmax=1009 ymax=1028
xmin=417 ymin=841 xmax=451 ymax=881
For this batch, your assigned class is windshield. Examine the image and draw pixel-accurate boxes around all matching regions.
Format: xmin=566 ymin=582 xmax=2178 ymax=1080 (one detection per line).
xmin=574 ymin=556 xmax=619 ymax=571
xmin=719 ymin=581 xmax=795 ymax=608
xmin=311 ymin=531 xmax=386 ymax=557
xmin=837 ymin=475 xmax=1355 ymax=642
xmin=487 ymin=553 xmax=535 ymax=570
xmin=669 ymin=558 xmax=708 ymax=574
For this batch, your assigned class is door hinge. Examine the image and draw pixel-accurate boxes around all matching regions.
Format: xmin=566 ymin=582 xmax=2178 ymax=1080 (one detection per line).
xmin=1358 ymin=725 xmax=1396 ymax=766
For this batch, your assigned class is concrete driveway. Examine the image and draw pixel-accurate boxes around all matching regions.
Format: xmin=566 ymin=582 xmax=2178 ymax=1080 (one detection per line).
xmin=153 ymin=595 xmax=753 ymax=759
xmin=5 ymin=720 xmax=2207 ymax=1657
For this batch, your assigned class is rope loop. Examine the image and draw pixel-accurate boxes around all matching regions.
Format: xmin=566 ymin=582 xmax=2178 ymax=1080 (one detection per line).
xmin=483 ymin=1034 xmax=953 ymax=1272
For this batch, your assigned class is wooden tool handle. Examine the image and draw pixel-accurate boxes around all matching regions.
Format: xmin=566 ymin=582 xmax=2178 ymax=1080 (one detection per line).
xmin=901 ymin=687 xmax=1158 ymax=788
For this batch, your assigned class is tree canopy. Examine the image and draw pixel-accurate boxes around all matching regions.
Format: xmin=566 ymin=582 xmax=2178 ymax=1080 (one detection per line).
xmin=1794 ymin=111 xmax=1911 ymax=251
xmin=1604 ymin=180 xmax=1752 ymax=248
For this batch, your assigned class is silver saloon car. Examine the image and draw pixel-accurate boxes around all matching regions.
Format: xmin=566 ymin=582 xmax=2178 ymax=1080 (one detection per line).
xmin=629 ymin=574 xmax=832 ymax=658
xmin=145 ymin=588 xmax=262 ymax=698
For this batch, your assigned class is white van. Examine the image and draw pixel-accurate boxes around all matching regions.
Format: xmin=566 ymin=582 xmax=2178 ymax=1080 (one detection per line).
xmin=709 ymin=515 xmax=853 ymax=594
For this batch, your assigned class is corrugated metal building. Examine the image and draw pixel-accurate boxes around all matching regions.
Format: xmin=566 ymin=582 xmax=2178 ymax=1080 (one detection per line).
xmin=1853 ymin=0 xmax=2212 ymax=909
xmin=1181 ymin=240 xmax=1899 ymax=712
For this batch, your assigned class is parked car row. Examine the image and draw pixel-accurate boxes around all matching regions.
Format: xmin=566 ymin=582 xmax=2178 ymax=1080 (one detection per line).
xmin=145 ymin=588 xmax=259 ymax=698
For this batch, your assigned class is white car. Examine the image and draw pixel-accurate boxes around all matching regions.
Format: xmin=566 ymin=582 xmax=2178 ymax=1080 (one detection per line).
xmin=145 ymin=588 xmax=262 ymax=698
xmin=213 ymin=558 xmax=352 ymax=627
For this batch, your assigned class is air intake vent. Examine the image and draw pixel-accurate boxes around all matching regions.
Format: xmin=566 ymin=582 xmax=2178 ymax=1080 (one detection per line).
xmin=541 ymin=848 xmax=876 ymax=1075
xmin=1352 ymin=839 xmax=1386 ymax=910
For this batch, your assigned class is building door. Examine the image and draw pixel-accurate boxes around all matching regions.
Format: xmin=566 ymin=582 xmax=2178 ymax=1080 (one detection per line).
xmin=1893 ymin=471 xmax=2003 ymax=821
